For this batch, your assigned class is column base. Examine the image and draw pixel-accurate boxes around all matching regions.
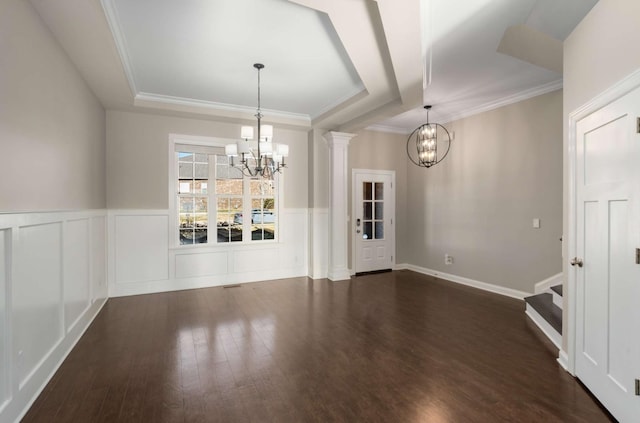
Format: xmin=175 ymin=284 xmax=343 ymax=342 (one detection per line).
xmin=327 ymin=268 xmax=352 ymax=281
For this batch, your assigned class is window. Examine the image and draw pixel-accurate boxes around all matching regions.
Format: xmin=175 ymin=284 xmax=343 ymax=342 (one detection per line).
xmin=174 ymin=142 xmax=278 ymax=246
xmin=249 ymin=178 xmax=276 ymax=240
xmin=214 ymin=155 xmax=243 ymax=243
xmin=178 ymin=152 xmax=209 ymax=244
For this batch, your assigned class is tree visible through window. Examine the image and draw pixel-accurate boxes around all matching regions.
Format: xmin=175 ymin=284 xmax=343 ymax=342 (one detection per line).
xmin=175 ymin=147 xmax=277 ymax=246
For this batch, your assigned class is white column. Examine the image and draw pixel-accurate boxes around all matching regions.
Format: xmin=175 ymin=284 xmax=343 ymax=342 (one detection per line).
xmin=323 ymin=131 xmax=356 ymax=281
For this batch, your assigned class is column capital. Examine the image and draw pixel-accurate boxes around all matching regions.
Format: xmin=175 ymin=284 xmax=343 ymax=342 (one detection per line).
xmin=323 ymin=131 xmax=357 ymax=147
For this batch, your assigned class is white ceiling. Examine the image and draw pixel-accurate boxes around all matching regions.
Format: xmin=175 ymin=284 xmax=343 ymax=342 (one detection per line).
xmin=107 ymin=0 xmax=364 ymax=120
xmin=374 ymin=0 xmax=598 ymax=131
xmin=30 ymin=0 xmax=598 ymax=133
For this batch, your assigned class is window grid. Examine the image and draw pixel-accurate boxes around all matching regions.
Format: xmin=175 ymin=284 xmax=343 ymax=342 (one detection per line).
xmin=362 ymin=181 xmax=384 ymax=240
xmin=175 ymin=149 xmax=278 ymax=246
xmin=178 ymin=153 xmax=208 ymax=245
xmin=250 ymin=178 xmax=276 ymax=241
xmin=215 ymin=159 xmax=243 ymax=243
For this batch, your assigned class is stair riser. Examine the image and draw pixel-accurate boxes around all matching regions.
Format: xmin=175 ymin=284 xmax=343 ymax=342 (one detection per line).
xmin=552 ymin=291 xmax=562 ymax=309
xmin=525 ymin=304 xmax=562 ymax=349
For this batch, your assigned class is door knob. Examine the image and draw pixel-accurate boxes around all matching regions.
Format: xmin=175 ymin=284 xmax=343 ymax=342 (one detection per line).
xmin=570 ymin=257 xmax=583 ymax=267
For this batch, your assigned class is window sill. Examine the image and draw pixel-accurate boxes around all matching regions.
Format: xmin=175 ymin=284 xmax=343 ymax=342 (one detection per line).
xmin=170 ymin=239 xmax=280 ymax=252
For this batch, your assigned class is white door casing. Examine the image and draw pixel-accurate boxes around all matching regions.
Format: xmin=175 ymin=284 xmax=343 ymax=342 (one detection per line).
xmin=572 ymin=84 xmax=640 ymax=423
xmin=353 ymin=170 xmax=395 ymax=274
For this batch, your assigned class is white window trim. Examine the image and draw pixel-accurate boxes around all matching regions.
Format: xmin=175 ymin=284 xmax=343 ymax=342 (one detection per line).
xmin=168 ymin=133 xmax=283 ymax=249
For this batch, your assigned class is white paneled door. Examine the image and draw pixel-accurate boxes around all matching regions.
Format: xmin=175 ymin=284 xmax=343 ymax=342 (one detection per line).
xmin=574 ymin=85 xmax=640 ymax=422
xmin=353 ymin=170 xmax=395 ymax=274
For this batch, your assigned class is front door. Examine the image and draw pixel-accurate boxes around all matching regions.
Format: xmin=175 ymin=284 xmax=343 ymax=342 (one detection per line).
xmin=574 ymin=85 xmax=640 ymax=422
xmin=353 ymin=170 xmax=395 ymax=274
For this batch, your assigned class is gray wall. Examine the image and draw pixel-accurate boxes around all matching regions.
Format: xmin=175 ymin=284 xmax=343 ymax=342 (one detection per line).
xmin=0 ymin=0 xmax=106 ymax=211
xmin=106 ymin=110 xmax=308 ymax=209
xmin=404 ymin=90 xmax=563 ymax=293
xmin=562 ymin=0 xmax=640 ymax=350
xmin=348 ymin=129 xmax=408 ymax=268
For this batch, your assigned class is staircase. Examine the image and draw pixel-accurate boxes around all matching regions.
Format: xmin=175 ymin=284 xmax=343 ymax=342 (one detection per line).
xmin=524 ymin=284 xmax=562 ymax=348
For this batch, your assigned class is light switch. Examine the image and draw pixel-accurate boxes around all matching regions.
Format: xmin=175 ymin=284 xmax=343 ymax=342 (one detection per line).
xmin=533 ymin=218 xmax=541 ymax=229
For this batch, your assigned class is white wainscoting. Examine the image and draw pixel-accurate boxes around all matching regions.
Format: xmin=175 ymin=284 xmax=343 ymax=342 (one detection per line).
xmin=0 ymin=210 xmax=108 ymax=423
xmin=308 ymin=208 xmax=328 ymax=279
xmin=108 ymin=209 xmax=309 ymax=297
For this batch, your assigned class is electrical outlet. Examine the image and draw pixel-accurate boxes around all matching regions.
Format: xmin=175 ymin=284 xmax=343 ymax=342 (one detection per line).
xmin=445 ymin=254 xmax=453 ymax=265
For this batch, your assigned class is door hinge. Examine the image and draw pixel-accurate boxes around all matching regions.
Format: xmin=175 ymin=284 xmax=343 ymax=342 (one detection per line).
xmin=636 ymin=248 xmax=640 ymax=264
xmin=635 ymin=379 xmax=640 ymax=396
xmin=637 ymin=117 xmax=640 ymax=134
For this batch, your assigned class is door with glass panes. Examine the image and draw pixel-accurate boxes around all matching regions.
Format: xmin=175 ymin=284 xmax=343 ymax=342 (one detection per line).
xmin=354 ymin=170 xmax=395 ymax=274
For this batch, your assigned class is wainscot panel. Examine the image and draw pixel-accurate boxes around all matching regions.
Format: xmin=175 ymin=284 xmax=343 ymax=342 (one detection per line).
xmin=0 ymin=229 xmax=8 ymax=411
xmin=175 ymin=251 xmax=228 ymax=279
xmin=113 ymin=213 xmax=169 ymax=284
xmin=109 ymin=209 xmax=309 ymax=297
xmin=309 ymin=208 xmax=328 ymax=279
xmin=64 ymin=218 xmax=90 ymax=333
xmin=0 ymin=210 xmax=108 ymax=423
xmin=15 ymin=222 xmax=63 ymax=388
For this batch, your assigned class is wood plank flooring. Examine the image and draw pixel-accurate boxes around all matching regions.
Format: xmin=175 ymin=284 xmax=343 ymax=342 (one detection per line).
xmin=22 ymin=271 xmax=614 ymax=422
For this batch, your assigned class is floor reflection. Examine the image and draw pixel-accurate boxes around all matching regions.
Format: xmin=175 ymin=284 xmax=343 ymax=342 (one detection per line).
xmin=23 ymin=274 xmax=615 ymax=422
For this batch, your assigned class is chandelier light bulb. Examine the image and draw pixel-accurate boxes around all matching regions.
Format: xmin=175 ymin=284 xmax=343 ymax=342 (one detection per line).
xmin=406 ymin=105 xmax=451 ymax=169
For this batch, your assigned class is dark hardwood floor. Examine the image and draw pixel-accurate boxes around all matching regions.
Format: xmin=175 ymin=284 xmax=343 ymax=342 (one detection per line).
xmin=22 ymin=271 xmax=614 ymax=422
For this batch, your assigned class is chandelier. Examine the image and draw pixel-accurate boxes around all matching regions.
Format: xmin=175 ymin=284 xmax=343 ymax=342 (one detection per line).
xmin=406 ymin=105 xmax=451 ymax=168
xmin=225 ymin=63 xmax=289 ymax=178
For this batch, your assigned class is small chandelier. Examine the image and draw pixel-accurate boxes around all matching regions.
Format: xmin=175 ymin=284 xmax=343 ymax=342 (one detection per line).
xmin=406 ymin=105 xmax=451 ymax=168
xmin=225 ymin=63 xmax=289 ymax=178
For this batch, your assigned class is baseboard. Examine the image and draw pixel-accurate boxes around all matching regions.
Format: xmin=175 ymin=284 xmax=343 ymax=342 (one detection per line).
xmin=110 ymin=266 xmax=308 ymax=297
xmin=534 ymin=272 xmax=563 ymax=294
xmin=557 ymin=349 xmax=570 ymax=373
xmin=399 ymin=263 xmax=530 ymax=300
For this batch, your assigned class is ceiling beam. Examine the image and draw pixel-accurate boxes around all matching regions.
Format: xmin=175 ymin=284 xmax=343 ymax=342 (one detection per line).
xmin=373 ymin=0 xmax=423 ymax=108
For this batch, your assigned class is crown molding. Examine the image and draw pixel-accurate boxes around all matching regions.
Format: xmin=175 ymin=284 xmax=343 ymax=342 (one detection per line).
xmin=439 ymin=79 xmax=563 ymax=124
xmin=101 ymin=0 xmax=137 ymax=97
xmin=135 ymin=92 xmax=311 ymax=124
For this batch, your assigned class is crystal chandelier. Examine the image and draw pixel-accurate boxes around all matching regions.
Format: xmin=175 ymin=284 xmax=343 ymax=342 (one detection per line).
xmin=225 ymin=63 xmax=289 ymax=178
xmin=406 ymin=105 xmax=451 ymax=168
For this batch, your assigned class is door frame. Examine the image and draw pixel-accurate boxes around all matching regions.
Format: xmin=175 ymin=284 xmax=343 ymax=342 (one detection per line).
xmin=566 ymin=68 xmax=640 ymax=375
xmin=351 ymin=169 xmax=396 ymax=275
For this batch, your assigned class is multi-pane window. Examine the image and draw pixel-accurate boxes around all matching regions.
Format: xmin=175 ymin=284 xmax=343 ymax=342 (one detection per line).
xmin=175 ymin=147 xmax=278 ymax=246
xmin=178 ymin=152 xmax=209 ymax=244
xmin=250 ymin=179 xmax=276 ymax=240
xmin=215 ymin=156 xmax=243 ymax=243
xmin=362 ymin=181 xmax=384 ymax=240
